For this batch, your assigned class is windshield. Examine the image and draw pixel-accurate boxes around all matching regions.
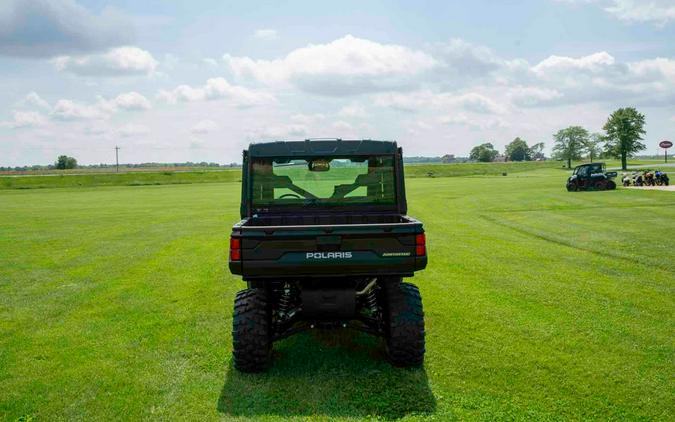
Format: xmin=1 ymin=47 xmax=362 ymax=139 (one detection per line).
xmin=250 ymin=155 xmax=396 ymax=208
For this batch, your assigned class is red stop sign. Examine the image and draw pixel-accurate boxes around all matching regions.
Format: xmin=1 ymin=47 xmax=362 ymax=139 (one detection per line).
xmin=660 ymin=140 xmax=673 ymax=149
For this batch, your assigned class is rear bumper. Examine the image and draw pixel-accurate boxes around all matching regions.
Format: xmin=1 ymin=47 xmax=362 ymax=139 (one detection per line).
xmin=230 ymin=253 xmax=426 ymax=279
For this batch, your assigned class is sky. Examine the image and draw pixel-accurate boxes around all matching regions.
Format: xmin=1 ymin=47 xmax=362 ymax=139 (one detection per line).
xmin=1 ymin=0 xmax=674 ymax=166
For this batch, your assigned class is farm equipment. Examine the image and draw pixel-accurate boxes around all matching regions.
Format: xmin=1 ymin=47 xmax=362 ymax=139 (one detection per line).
xmin=566 ymin=162 xmax=617 ymax=191
xmin=228 ymin=139 xmax=427 ymax=372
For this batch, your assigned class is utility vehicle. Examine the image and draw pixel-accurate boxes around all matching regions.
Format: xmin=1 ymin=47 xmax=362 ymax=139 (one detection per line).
xmin=228 ymin=139 xmax=427 ymax=372
xmin=566 ymin=162 xmax=617 ymax=191
xmin=655 ymin=170 xmax=669 ymax=186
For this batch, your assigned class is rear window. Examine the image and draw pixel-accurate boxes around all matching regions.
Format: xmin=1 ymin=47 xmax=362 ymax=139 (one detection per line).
xmin=250 ymin=155 xmax=396 ymax=208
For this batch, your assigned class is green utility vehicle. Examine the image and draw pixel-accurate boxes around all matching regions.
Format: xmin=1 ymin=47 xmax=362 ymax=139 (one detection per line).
xmin=566 ymin=162 xmax=617 ymax=191
xmin=228 ymin=139 xmax=427 ymax=372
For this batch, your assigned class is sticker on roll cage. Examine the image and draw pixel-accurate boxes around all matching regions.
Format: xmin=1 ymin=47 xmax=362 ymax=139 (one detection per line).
xmin=306 ymin=252 xmax=353 ymax=259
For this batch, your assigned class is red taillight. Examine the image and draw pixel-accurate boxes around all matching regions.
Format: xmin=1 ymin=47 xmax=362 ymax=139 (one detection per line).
xmin=230 ymin=237 xmax=241 ymax=249
xmin=230 ymin=248 xmax=241 ymax=261
xmin=415 ymin=233 xmax=426 ymax=256
xmin=230 ymin=237 xmax=241 ymax=261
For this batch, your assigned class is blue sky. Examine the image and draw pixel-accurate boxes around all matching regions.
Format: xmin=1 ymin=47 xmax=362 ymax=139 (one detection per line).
xmin=1 ymin=0 xmax=674 ymax=165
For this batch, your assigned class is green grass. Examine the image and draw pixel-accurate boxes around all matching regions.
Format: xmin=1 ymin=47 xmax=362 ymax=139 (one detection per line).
xmin=405 ymin=161 xmax=559 ymax=178
xmin=0 ymin=169 xmax=241 ymax=190
xmin=0 ymin=162 xmax=558 ymax=190
xmin=0 ymin=169 xmax=673 ymax=420
xmin=3 ymin=160 xmax=670 ymax=190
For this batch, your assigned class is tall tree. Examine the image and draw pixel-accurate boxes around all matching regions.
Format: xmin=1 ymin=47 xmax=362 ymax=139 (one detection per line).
xmin=553 ymin=126 xmax=588 ymax=169
xmin=582 ymin=133 xmax=604 ymax=162
xmin=55 ymin=155 xmax=77 ymax=170
xmin=529 ymin=142 xmax=546 ymax=160
xmin=603 ymin=107 xmax=646 ymax=170
xmin=470 ymin=143 xmax=498 ymax=162
xmin=505 ymin=137 xmax=532 ymax=161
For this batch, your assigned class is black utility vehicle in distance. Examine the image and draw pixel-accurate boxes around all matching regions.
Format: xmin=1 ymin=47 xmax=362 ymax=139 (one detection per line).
xmin=566 ymin=162 xmax=617 ymax=191
xmin=228 ymin=139 xmax=427 ymax=372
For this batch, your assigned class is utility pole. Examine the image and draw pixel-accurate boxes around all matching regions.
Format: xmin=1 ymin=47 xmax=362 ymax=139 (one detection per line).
xmin=660 ymin=140 xmax=672 ymax=164
xmin=115 ymin=146 xmax=120 ymax=172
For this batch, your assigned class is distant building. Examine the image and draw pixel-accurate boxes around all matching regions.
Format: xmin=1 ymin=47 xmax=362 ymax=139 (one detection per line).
xmin=493 ymin=155 xmax=507 ymax=162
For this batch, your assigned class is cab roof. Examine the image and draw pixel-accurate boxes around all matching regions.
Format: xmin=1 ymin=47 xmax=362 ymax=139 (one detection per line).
xmin=574 ymin=162 xmax=605 ymax=169
xmin=247 ymin=139 xmax=398 ymax=158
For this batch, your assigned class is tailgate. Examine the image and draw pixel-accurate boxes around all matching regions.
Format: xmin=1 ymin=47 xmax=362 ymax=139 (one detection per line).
xmin=229 ymin=218 xmax=427 ymax=278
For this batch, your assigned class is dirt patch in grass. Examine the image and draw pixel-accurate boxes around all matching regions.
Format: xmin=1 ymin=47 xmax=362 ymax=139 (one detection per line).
xmin=626 ymin=185 xmax=675 ymax=191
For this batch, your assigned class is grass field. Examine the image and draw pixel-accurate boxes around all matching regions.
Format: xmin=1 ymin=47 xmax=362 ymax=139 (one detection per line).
xmin=0 ymin=168 xmax=673 ymax=420
xmin=0 ymin=169 xmax=241 ymax=190
xmin=1 ymin=159 xmax=671 ymax=191
xmin=0 ymin=161 xmax=556 ymax=190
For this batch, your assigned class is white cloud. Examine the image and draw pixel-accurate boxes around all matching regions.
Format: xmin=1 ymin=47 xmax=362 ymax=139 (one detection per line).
xmin=82 ymin=123 xmax=109 ymax=135
xmin=0 ymin=0 xmax=134 ymax=57
xmin=49 ymin=92 xmax=150 ymax=121
xmin=191 ymin=119 xmax=219 ymax=134
xmin=51 ymin=99 xmax=107 ymax=120
xmin=332 ymin=120 xmax=354 ymax=131
xmin=253 ymin=29 xmax=279 ymax=41
xmin=454 ymin=93 xmax=505 ymax=114
xmin=374 ymin=90 xmax=505 ymax=114
xmin=158 ymin=77 xmax=275 ymax=107
xmin=440 ymin=113 xmax=471 ymax=126
xmin=556 ymin=0 xmax=675 ymax=26
xmin=528 ymin=51 xmax=675 ymax=105
xmin=0 ymin=111 xmax=47 ymax=129
xmin=112 ymin=92 xmax=151 ymax=110
xmin=23 ymin=92 xmax=50 ymax=109
xmin=508 ymin=86 xmax=564 ymax=107
xmin=532 ymin=51 xmax=616 ymax=74
xmin=203 ymin=58 xmax=218 ymax=67
xmin=117 ymin=123 xmax=149 ymax=137
xmin=246 ymin=124 xmax=309 ymax=140
xmin=189 ymin=137 xmax=205 ymax=149
xmin=53 ymin=46 xmax=158 ymax=76
xmin=339 ymin=104 xmax=367 ymax=118
xmin=431 ymin=39 xmax=504 ymax=78
xmin=605 ymin=0 xmax=675 ymax=25
xmin=4 ymin=33 xmax=675 ymax=165
xmin=224 ymin=34 xmax=437 ymax=95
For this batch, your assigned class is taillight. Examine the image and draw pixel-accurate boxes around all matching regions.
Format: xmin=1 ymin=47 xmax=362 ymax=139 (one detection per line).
xmin=415 ymin=233 xmax=426 ymax=256
xmin=230 ymin=237 xmax=241 ymax=261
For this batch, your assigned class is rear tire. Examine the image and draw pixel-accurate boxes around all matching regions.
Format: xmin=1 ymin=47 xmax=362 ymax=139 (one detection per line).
xmin=382 ymin=280 xmax=425 ymax=367
xmin=607 ymin=180 xmax=616 ymax=190
xmin=232 ymin=288 xmax=272 ymax=372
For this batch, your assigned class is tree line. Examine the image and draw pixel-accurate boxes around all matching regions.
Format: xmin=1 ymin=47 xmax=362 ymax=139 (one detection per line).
xmin=1 ymin=160 xmax=240 ymax=172
xmin=470 ymin=139 xmax=545 ymax=163
xmin=470 ymin=107 xmax=647 ymax=170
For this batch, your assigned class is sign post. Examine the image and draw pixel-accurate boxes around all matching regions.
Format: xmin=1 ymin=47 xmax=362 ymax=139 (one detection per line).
xmin=660 ymin=140 xmax=673 ymax=163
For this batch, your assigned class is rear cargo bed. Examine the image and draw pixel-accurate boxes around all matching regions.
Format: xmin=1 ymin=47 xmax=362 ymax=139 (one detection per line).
xmin=229 ymin=214 xmax=426 ymax=279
